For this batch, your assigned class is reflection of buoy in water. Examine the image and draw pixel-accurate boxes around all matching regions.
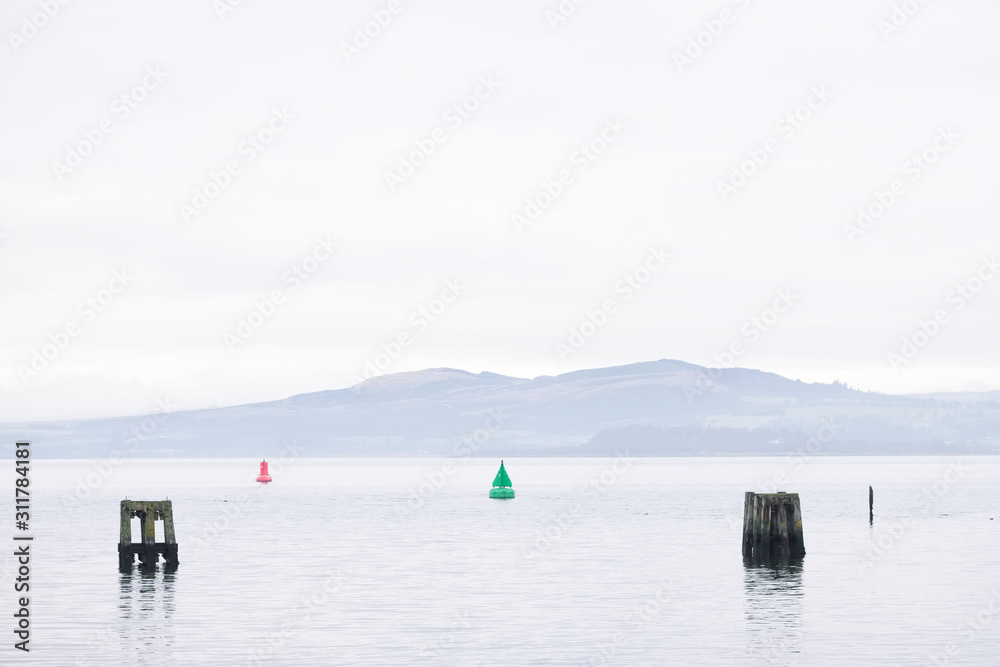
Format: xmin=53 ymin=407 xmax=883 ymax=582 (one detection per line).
xmin=256 ymin=460 xmax=272 ymax=483
xmin=489 ymin=460 xmax=514 ymax=499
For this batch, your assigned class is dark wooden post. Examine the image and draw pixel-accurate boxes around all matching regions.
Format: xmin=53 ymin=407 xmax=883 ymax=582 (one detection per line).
xmin=869 ymin=485 xmax=874 ymax=524
xmin=788 ymin=496 xmax=805 ymax=557
xmin=776 ymin=501 xmax=791 ymax=558
xmin=162 ymin=503 xmax=179 ymax=566
xmin=141 ymin=509 xmax=157 ymax=569
xmin=742 ymin=492 xmax=754 ymax=557
xmin=118 ymin=501 xmax=133 ymax=570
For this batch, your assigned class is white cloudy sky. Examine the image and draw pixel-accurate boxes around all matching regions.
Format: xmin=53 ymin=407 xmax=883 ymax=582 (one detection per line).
xmin=1 ymin=0 xmax=998 ymax=420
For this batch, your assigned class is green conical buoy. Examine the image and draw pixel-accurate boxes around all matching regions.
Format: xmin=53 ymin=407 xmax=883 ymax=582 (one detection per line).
xmin=489 ymin=460 xmax=515 ymax=499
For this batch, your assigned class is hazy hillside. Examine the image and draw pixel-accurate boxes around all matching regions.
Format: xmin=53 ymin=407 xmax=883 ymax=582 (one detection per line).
xmin=5 ymin=359 xmax=999 ymax=457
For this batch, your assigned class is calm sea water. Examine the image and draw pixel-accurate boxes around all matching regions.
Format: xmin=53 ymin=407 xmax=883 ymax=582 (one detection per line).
xmin=4 ymin=456 xmax=1000 ymax=666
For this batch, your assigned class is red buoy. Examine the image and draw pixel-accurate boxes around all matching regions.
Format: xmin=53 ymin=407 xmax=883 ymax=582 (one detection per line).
xmin=256 ymin=460 xmax=272 ymax=483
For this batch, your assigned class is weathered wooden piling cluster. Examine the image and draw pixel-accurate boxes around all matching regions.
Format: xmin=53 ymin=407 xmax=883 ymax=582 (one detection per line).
xmin=118 ymin=500 xmax=178 ymax=570
xmin=742 ymin=492 xmax=805 ymax=561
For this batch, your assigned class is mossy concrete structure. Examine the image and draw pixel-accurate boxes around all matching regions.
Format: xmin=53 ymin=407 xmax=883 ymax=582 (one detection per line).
xmin=742 ymin=492 xmax=805 ymax=561
xmin=118 ymin=500 xmax=178 ymax=570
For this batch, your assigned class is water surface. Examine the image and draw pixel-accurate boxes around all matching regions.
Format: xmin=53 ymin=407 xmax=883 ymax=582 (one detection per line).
xmin=6 ymin=456 xmax=1000 ymax=665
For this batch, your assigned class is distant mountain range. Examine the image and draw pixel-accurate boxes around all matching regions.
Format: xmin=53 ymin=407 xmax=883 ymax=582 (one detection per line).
xmin=7 ymin=359 xmax=1000 ymax=457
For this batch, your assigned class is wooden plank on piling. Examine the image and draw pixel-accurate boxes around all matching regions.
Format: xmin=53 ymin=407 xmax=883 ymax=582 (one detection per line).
xmin=742 ymin=492 xmax=753 ymax=557
xmin=163 ymin=502 xmax=176 ymax=545
xmin=751 ymin=495 xmax=759 ymax=557
xmin=777 ymin=500 xmax=791 ymax=558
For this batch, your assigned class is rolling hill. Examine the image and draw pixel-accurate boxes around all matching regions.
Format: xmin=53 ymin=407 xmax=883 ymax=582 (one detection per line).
xmin=6 ymin=359 xmax=999 ymax=457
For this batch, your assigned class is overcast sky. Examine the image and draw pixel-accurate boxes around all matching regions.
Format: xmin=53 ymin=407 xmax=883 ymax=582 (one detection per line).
xmin=1 ymin=0 xmax=998 ymax=420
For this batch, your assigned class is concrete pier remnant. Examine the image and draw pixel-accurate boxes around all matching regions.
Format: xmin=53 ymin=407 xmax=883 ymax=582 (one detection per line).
xmin=118 ymin=500 xmax=178 ymax=570
xmin=742 ymin=492 xmax=805 ymax=561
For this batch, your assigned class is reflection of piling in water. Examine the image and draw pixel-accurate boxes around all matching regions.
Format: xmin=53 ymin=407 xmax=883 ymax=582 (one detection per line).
xmin=743 ymin=559 xmax=804 ymax=663
xmin=742 ymin=492 xmax=805 ymax=560
xmin=118 ymin=500 xmax=179 ymax=571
